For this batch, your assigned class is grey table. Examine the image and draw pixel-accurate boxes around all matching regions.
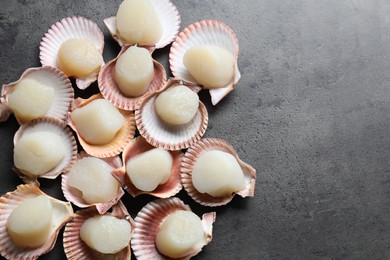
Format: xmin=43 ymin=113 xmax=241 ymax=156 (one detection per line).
xmin=1 ymin=0 xmax=390 ymax=259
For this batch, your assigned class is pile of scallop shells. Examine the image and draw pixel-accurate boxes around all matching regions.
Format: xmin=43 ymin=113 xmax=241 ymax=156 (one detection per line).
xmin=0 ymin=0 xmax=256 ymax=259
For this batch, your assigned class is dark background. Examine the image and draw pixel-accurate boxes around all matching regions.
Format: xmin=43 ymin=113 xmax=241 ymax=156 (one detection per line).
xmin=1 ymin=0 xmax=390 ymax=259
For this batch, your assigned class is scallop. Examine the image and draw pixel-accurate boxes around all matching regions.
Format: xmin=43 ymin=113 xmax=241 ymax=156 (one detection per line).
xmin=0 ymin=66 xmax=73 ymax=125
xmin=104 ymin=0 xmax=180 ymax=49
xmin=39 ymin=16 xmax=104 ymax=90
xmin=135 ymin=78 xmax=208 ymax=151
xmin=68 ymin=93 xmax=136 ymax=158
xmin=0 ymin=184 xmax=74 ymax=260
xmin=132 ymin=197 xmax=216 ymax=260
xmin=112 ymin=136 xmax=182 ymax=198
xmin=62 ymin=152 xmax=125 ymax=214
xmin=169 ymin=20 xmax=241 ymax=105
xmin=63 ymin=201 xmax=134 ymax=260
xmin=180 ymin=138 xmax=256 ymax=207
xmin=13 ymin=117 xmax=77 ymax=184
xmin=98 ymin=45 xmax=166 ymax=111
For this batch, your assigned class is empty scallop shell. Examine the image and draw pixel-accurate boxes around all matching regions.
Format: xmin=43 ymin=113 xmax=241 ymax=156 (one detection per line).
xmin=181 ymin=138 xmax=256 ymax=207
xmin=61 ymin=152 xmax=125 ymax=214
xmin=13 ymin=117 xmax=77 ymax=184
xmin=135 ymin=78 xmax=208 ymax=151
xmin=68 ymin=93 xmax=136 ymax=158
xmin=132 ymin=197 xmax=215 ymax=260
xmin=39 ymin=16 xmax=104 ymax=90
xmin=0 ymin=66 xmax=74 ymax=125
xmin=104 ymin=0 xmax=180 ymax=49
xmin=112 ymin=136 xmax=182 ymax=198
xmin=63 ymin=201 xmax=134 ymax=260
xmin=169 ymin=20 xmax=241 ymax=105
xmin=98 ymin=45 xmax=167 ymax=111
xmin=0 ymin=184 xmax=74 ymax=260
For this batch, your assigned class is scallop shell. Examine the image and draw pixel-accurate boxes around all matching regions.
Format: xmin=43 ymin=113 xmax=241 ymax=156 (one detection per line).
xmin=68 ymin=93 xmax=136 ymax=158
xmin=181 ymin=138 xmax=256 ymax=207
xmin=63 ymin=201 xmax=134 ymax=260
xmin=135 ymin=78 xmax=208 ymax=151
xmin=13 ymin=117 xmax=78 ymax=184
xmin=61 ymin=152 xmax=125 ymax=214
xmin=39 ymin=16 xmax=104 ymax=90
xmin=0 ymin=184 xmax=74 ymax=260
xmin=0 ymin=66 xmax=74 ymax=125
xmin=169 ymin=20 xmax=241 ymax=105
xmin=98 ymin=45 xmax=167 ymax=111
xmin=104 ymin=0 xmax=180 ymax=49
xmin=112 ymin=136 xmax=182 ymax=198
xmin=132 ymin=197 xmax=216 ymax=260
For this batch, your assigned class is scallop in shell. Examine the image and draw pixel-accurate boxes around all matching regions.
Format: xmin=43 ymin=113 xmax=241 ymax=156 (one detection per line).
xmin=104 ymin=0 xmax=180 ymax=49
xmin=62 ymin=152 xmax=125 ymax=214
xmin=135 ymin=78 xmax=208 ymax=151
xmin=98 ymin=45 xmax=166 ymax=111
xmin=68 ymin=93 xmax=136 ymax=158
xmin=169 ymin=20 xmax=241 ymax=105
xmin=132 ymin=197 xmax=215 ymax=260
xmin=181 ymin=138 xmax=256 ymax=207
xmin=0 ymin=66 xmax=74 ymax=125
xmin=63 ymin=201 xmax=134 ymax=260
xmin=112 ymin=136 xmax=182 ymax=198
xmin=13 ymin=117 xmax=77 ymax=184
xmin=0 ymin=184 xmax=74 ymax=260
xmin=39 ymin=16 xmax=104 ymax=90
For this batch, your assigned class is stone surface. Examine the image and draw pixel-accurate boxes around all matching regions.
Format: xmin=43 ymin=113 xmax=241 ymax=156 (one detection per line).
xmin=1 ymin=0 xmax=390 ymax=259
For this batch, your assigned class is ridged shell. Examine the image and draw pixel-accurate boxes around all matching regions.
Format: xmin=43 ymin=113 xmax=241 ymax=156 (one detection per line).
xmin=61 ymin=152 xmax=125 ymax=214
xmin=13 ymin=117 xmax=78 ymax=184
xmin=181 ymin=138 xmax=256 ymax=207
xmin=39 ymin=16 xmax=104 ymax=90
xmin=135 ymin=78 xmax=208 ymax=151
xmin=68 ymin=93 xmax=136 ymax=158
xmin=103 ymin=0 xmax=180 ymax=49
xmin=0 ymin=66 xmax=74 ymax=125
xmin=63 ymin=201 xmax=134 ymax=260
xmin=112 ymin=136 xmax=182 ymax=198
xmin=132 ymin=197 xmax=216 ymax=260
xmin=169 ymin=20 xmax=241 ymax=105
xmin=0 ymin=184 xmax=74 ymax=260
xmin=98 ymin=45 xmax=167 ymax=111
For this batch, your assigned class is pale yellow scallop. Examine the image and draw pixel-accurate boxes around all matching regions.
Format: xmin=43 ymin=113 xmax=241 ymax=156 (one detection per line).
xmin=116 ymin=0 xmax=163 ymax=45
xmin=183 ymin=44 xmax=235 ymax=88
xmin=192 ymin=150 xmax=246 ymax=197
xmin=71 ymin=99 xmax=124 ymax=145
xmin=13 ymin=131 xmax=66 ymax=177
xmin=80 ymin=215 xmax=131 ymax=254
xmin=6 ymin=195 xmax=53 ymax=249
xmin=155 ymin=210 xmax=204 ymax=258
xmin=115 ymin=46 xmax=154 ymax=97
xmin=57 ymin=38 xmax=103 ymax=78
xmin=7 ymin=78 xmax=54 ymax=122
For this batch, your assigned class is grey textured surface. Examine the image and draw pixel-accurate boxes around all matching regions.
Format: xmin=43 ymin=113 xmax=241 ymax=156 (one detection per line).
xmin=1 ymin=0 xmax=390 ymax=259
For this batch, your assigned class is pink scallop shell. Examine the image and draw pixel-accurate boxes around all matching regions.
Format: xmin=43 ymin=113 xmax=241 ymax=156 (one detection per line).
xmin=135 ymin=78 xmax=208 ymax=151
xmin=13 ymin=117 xmax=78 ymax=184
xmin=0 ymin=66 xmax=74 ymax=125
xmin=39 ymin=16 xmax=104 ymax=90
xmin=63 ymin=201 xmax=134 ymax=260
xmin=112 ymin=136 xmax=182 ymax=198
xmin=61 ymin=152 xmax=125 ymax=214
xmin=132 ymin=197 xmax=216 ymax=260
xmin=68 ymin=93 xmax=136 ymax=158
xmin=169 ymin=20 xmax=241 ymax=105
xmin=103 ymin=0 xmax=180 ymax=49
xmin=98 ymin=45 xmax=167 ymax=111
xmin=0 ymin=184 xmax=74 ymax=260
xmin=181 ymin=138 xmax=256 ymax=207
